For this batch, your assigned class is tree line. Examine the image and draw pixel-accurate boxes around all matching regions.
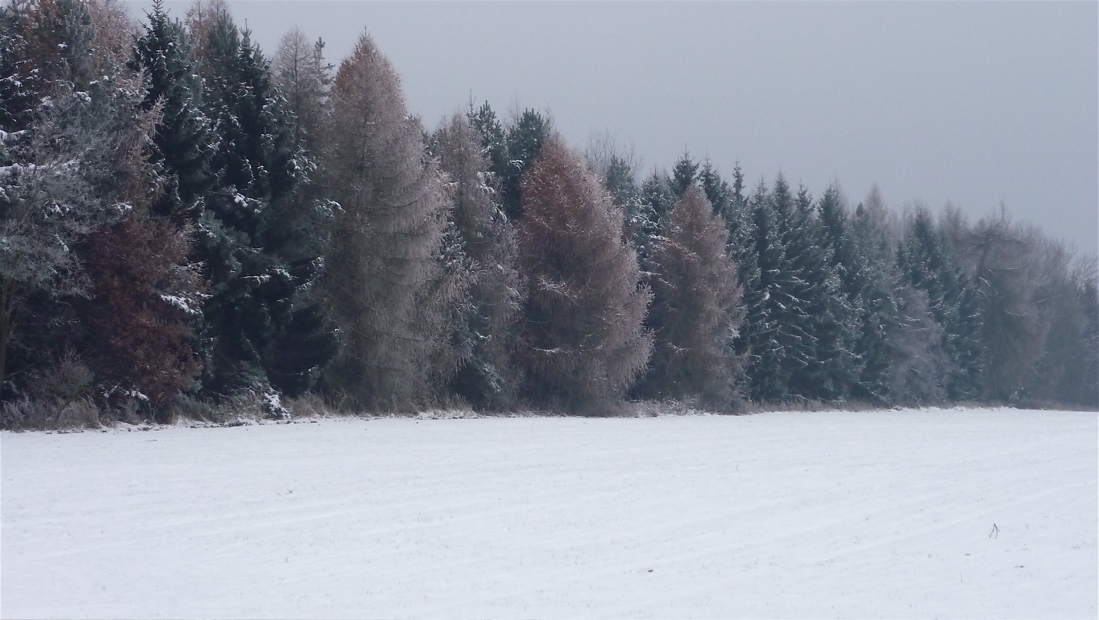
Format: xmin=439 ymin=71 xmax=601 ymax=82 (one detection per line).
xmin=2 ymin=0 xmax=1095 ymax=427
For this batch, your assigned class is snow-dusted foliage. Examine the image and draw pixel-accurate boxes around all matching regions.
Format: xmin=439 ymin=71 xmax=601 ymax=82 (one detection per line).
xmin=320 ymin=31 xmax=450 ymax=411
xmin=639 ymin=186 xmax=744 ymax=409
xmin=517 ymin=137 xmax=653 ymax=413
xmin=429 ymin=112 xmax=523 ymax=409
xmin=2 ymin=2 xmax=1093 ymax=420
xmin=1 ymin=0 xmax=204 ymax=415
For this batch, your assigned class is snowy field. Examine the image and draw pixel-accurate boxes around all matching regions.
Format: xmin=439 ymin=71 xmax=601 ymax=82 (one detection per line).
xmin=2 ymin=408 xmax=1096 ymax=619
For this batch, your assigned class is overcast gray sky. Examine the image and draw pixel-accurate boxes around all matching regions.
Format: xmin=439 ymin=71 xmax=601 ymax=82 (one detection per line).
xmin=146 ymin=1 xmax=1098 ymax=255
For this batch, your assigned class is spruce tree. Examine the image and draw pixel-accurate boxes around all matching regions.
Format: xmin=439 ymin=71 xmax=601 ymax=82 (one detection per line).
xmin=500 ymin=108 xmax=550 ymax=220
xmin=191 ymin=11 xmax=334 ymax=403
xmin=897 ymin=207 xmax=983 ymax=400
xmin=468 ymin=100 xmax=509 ymax=190
xmin=430 ymin=112 xmax=523 ymax=409
xmin=698 ymin=159 xmax=734 ymax=220
xmin=832 ymin=193 xmax=899 ymax=403
xmin=739 ymin=180 xmax=786 ymax=402
xmin=784 ymin=186 xmax=855 ymax=400
xmin=130 ymin=0 xmax=215 ymax=221
xmin=669 ymin=151 xmax=699 ymax=198
xmin=634 ymin=171 xmax=675 ymax=264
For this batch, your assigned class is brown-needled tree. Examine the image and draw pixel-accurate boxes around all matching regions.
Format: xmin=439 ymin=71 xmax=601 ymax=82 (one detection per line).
xmin=641 ymin=186 xmax=744 ymax=409
xmin=517 ymin=136 xmax=652 ymax=414
xmin=320 ymin=31 xmax=449 ymax=411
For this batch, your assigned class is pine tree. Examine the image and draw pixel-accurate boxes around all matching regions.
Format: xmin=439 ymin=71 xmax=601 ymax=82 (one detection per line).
xmin=517 ymin=137 xmax=652 ymax=413
xmin=320 ymin=31 xmax=449 ymax=411
xmin=641 ymin=186 xmax=744 ymax=409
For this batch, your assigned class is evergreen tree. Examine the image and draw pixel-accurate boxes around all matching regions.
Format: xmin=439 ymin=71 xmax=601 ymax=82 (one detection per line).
xmin=1 ymin=0 xmax=203 ymax=415
xmin=739 ymin=180 xmax=786 ymax=401
xmin=897 ymin=207 xmax=983 ymax=400
xmin=722 ymin=174 xmax=762 ymax=398
xmin=500 ymin=108 xmax=550 ymax=220
xmin=430 ymin=112 xmax=523 ymax=409
xmin=733 ymin=176 xmax=855 ymax=402
xmin=189 ymin=11 xmax=334 ymax=404
xmin=698 ymin=159 xmax=733 ymax=220
xmin=817 ymin=185 xmax=887 ymax=401
xmin=839 ymin=195 xmax=901 ymax=402
xmin=130 ymin=0 xmax=216 ymax=221
xmin=321 ymin=30 xmax=449 ymax=411
xmin=468 ymin=100 xmax=509 ymax=190
xmin=633 ymin=170 xmax=675 ymax=263
xmin=669 ymin=151 xmax=698 ymax=198
xmin=640 ymin=186 xmax=744 ymax=409
xmin=784 ymin=186 xmax=855 ymax=400
xmin=603 ymin=155 xmax=640 ymax=210
xmin=517 ymin=136 xmax=652 ymax=413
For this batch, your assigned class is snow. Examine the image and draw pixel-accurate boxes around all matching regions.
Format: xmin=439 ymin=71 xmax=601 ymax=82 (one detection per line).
xmin=2 ymin=408 xmax=1095 ymax=619
xmin=158 ymin=293 xmax=200 ymax=315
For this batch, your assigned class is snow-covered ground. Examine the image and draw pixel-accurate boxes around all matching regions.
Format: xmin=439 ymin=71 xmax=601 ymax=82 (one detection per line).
xmin=2 ymin=408 xmax=1096 ymax=619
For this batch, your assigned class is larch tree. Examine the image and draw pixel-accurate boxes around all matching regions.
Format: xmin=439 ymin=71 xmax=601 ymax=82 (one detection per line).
xmin=640 ymin=186 xmax=744 ymax=409
xmin=273 ymin=26 xmax=332 ymax=155
xmin=320 ymin=31 xmax=449 ymax=411
xmin=517 ymin=136 xmax=652 ymax=414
